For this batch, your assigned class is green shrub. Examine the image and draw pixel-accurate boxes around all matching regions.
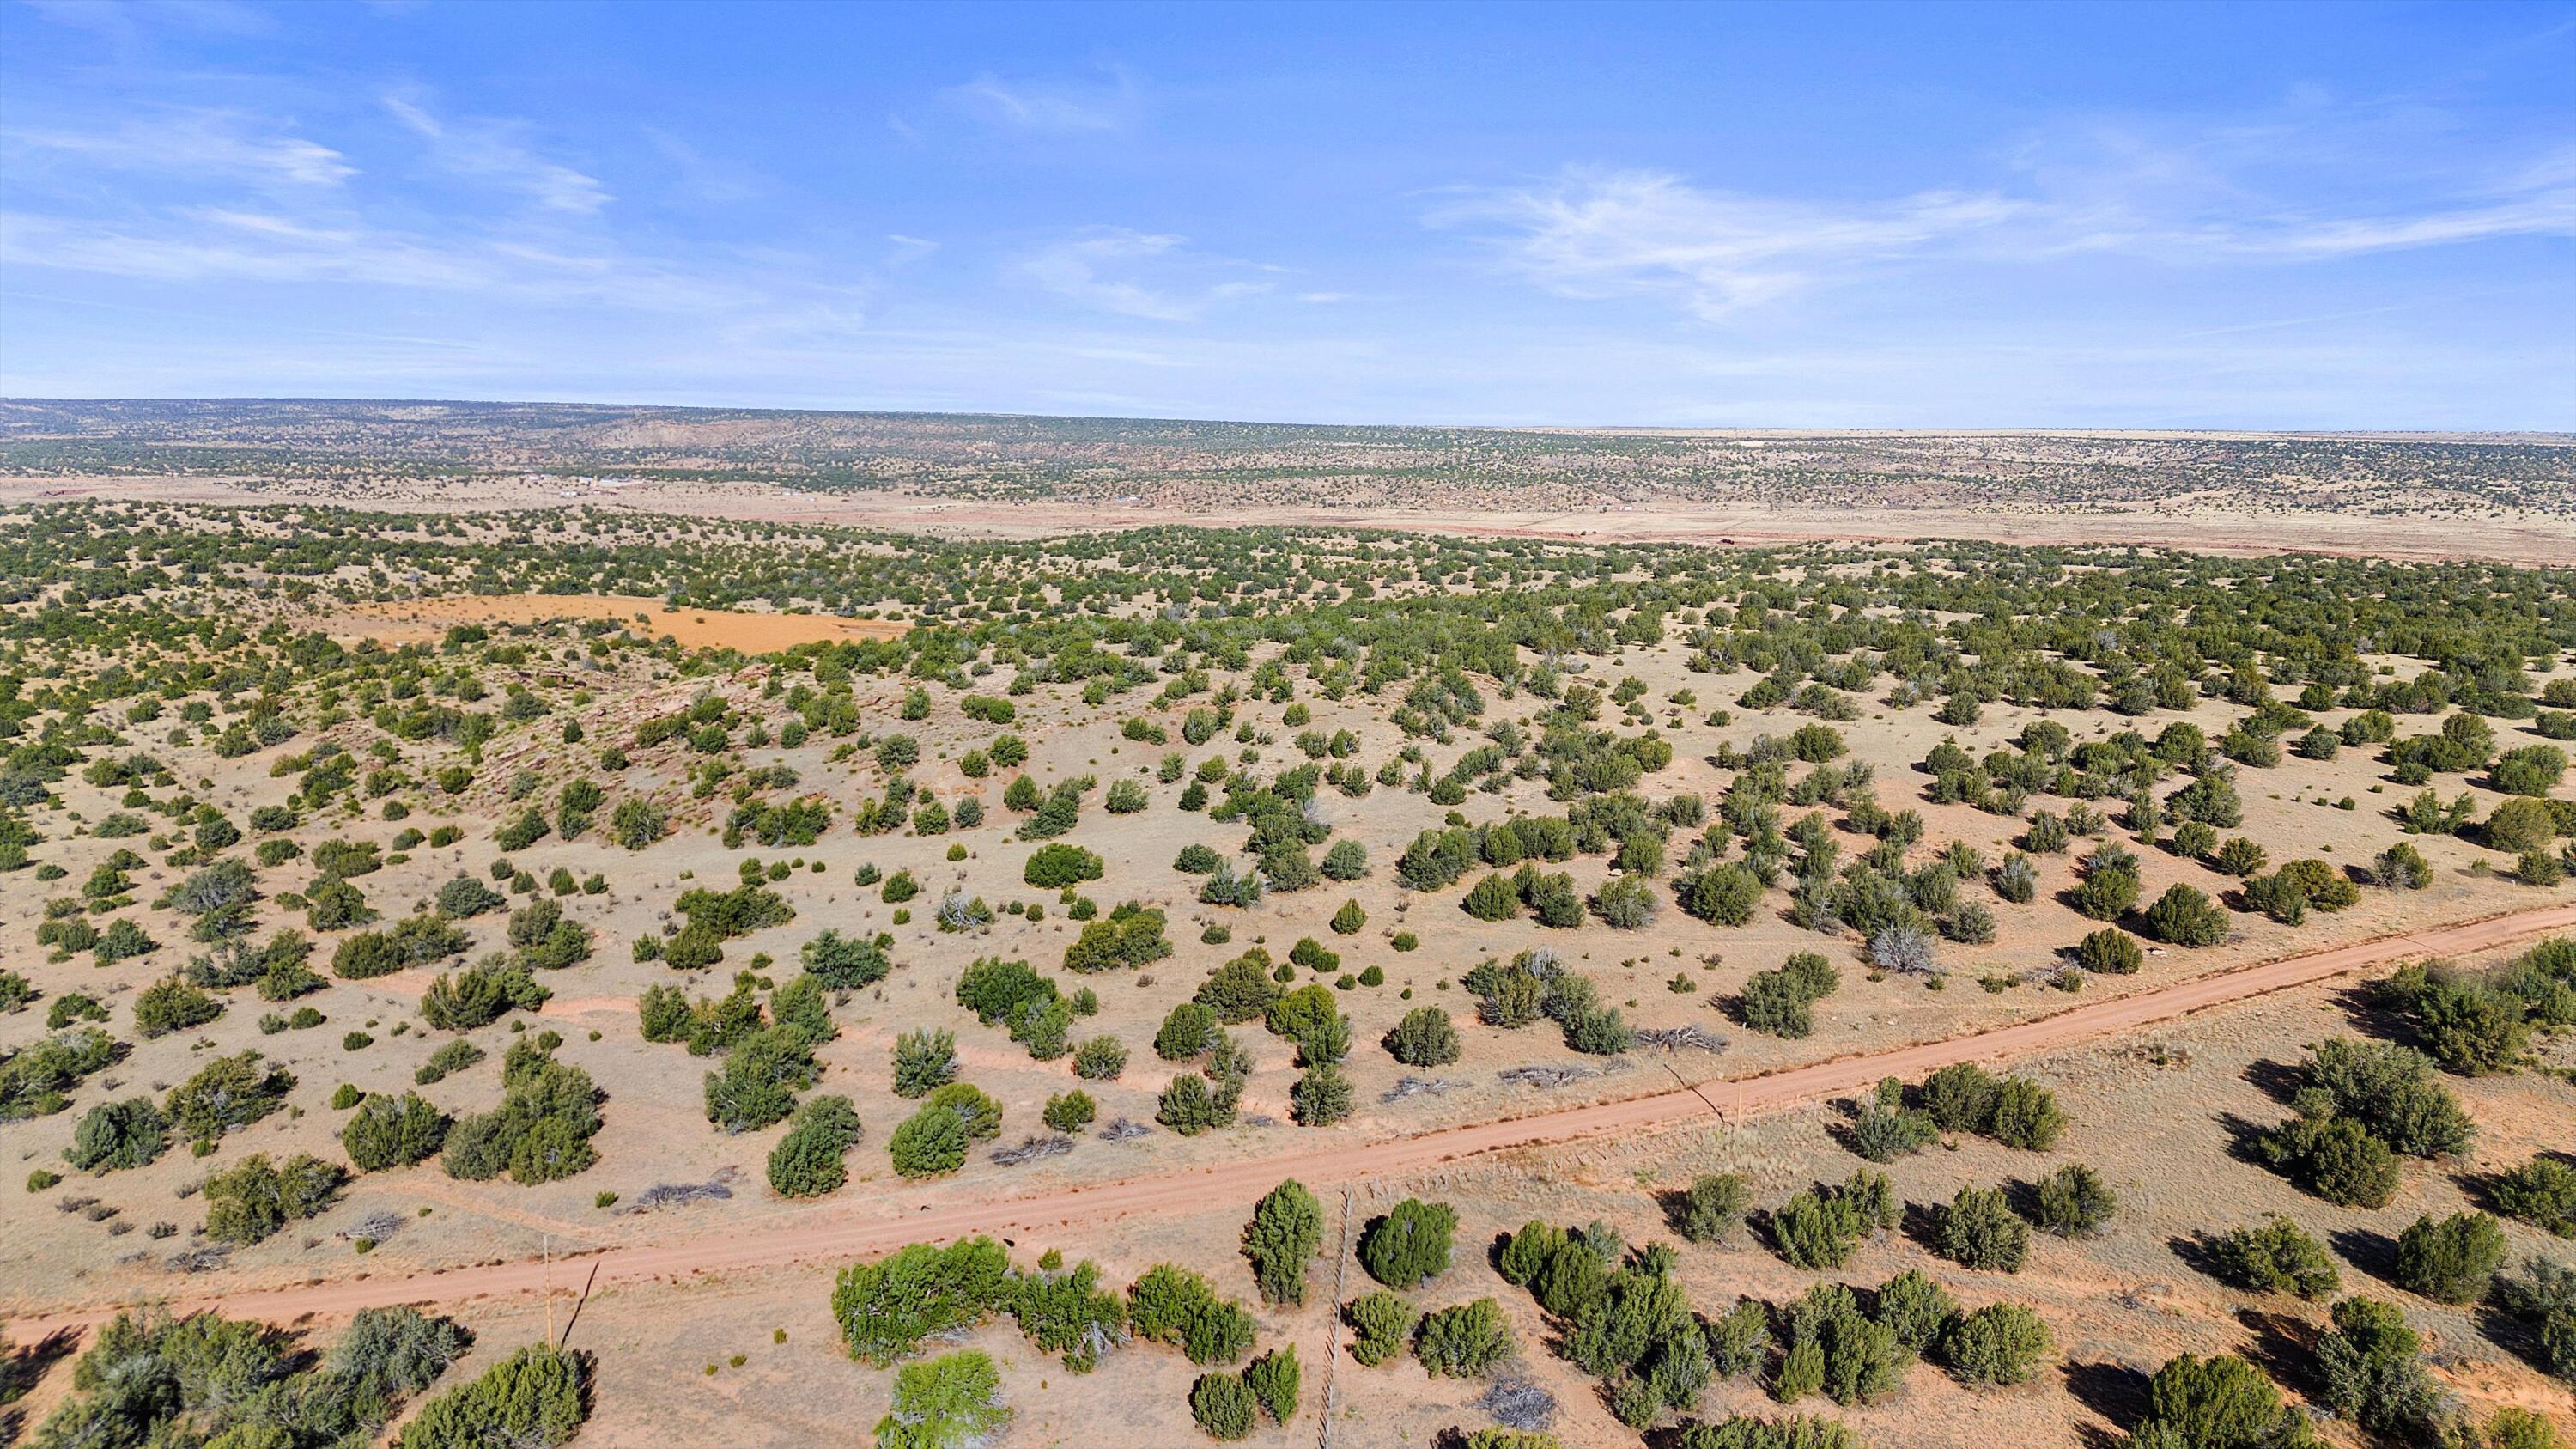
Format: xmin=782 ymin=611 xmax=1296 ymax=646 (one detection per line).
xmin=888 ymin=1089 xmax=995 ymax=1179
xmin=1242 ymin=1179 xmax=1324 ymax=1306
xmin=437 ymin=1038 xmax=602 ymax=1186
xmin=833 ymin=1238 xmax=1011 ymax=1366
xmin=1496 ymin=1220 xmax=1566 ymax=1288
xmin=1072 ymin=1035 xmax=1128 ymax=1081
xmin=2479 ymin=1408 xmax=2567 ymax=1449
xmin=1024 ymin=843 xmax=1104 ymax=889
xmin=1189 ymin=1372 xmax=1257 ymax=1440
xmin=395 ymin=1342 xmax=589 ymax=1449
xmin=1360 ymin=1198 xmax=1456 ymax=1288
xmin=1157 ymin=1073 xmax=1237 ymax=1135
xmin=1741 ymin=953 xmax=1838 ymax=1038
xmin=62 ymin=1096 xmax=168 ymax=1179
xmin=893 ymin=1029 xmax=959 ymax=1097
xmin=1673 ymin=1416 xmax=1857 ymax=1449
xmin=1461 ymin=871 xmax=1522 ymax=921
xmin=2494 ymin=1157 xmax=2576 ymax=1238
xmin=1671 ymin=1172 xmax=1751 ymax=1244
xmin=2075 ymin=928 xmax=2143 ymax=974
xmin=1769 ymin=1172 xmax=1895 ymax=1270
xmin=2142 ymin=883 xmax=2230 ymax=946
xmin=1777 ymin=1282 xmax=1900 ymax=1407
xmin=2373 ymin=961 xmax=2538 ymax=1076
xmin=132 ymin=977 xmax=222 ymax=1038
xmin=1935 ymin=1184 xmax=2029 ymax=1272
xmin=1061 ymin=903 xmax=1172 ymax=973
xmin=1942 ymin=1302 xmax=2052 ymax=1386
xmin=2315 ymin=1295 xmax=2439 ymax=1437
xmin=2395 ymin=1211 xmax=2508 ymax=1304
xmin=703 ymin=1025 xmax=820 ymax=1134
xmin=768 ymin=1095 xmax=862 ymax=1198
xmin=1243 ymin=1344 xmax=1299 ymax=1422
xmin=869 ymin=1350 xmax=1010 ymax=1448
xmin=2297 ymin=1036 xmax=2476 ymax=1157
xmin=1127 ymin=1263 xmax=1255 ymax=1365
xmin=2212 ymin=1214 xmax=2342 ymax=1300
xmin=1291 ymin=1062 xmax=1355 ymax=1124
xmin=1986 ymin=1078 xmax=2066 ymax=1150
xmin=420 ymin=957 xmax=550 ymax=1031
xmin=1919 ymin=1062 xmax=1998 ymax=1131
xmin=1870 ymin=1269 xmax=1957 ymax=1354
xmin=343 ymin=1092 xmax=451 ymax=1172
xmin=1042 ymin=1090 xmax=1097 ymax=1134
xmin=2135 ymin=1352 xmax=2302 ymax=1449
xmin=1381 ymin=1006 xmax=1460 ymax=1067
xmin=801 ymin=928 xmax=892 ymax=988
xmin=1347 ymin=1289 xmax=1418 ymax=1367
xmin=2032 ymin=1163 xmax=2117 ymax=1237
xmin=412 ymin=1038 xmax=483 ymax=1086
xmin=204 ymin=1152 xmax=346 ymax=1245
xmin=2492 ymin=1257 xmax=2576 ymax=1384
xmin=1845 ymin=1093 xmax=1937 ymax=1163
xmin=1194 ymin=952 xmax=1280 ymax=1023
xmin=2258 ymin=1109 xmax=2401 ymax=1208
xmin=166 ymin=1051 xmax=294 ymax=1138
xmin=1415 ymin=1298 xmax=1512 ymax=1378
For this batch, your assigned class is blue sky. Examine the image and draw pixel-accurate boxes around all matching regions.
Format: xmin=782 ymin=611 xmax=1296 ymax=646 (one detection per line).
xmin=3 ymin=0 xmax=2570 ymax=427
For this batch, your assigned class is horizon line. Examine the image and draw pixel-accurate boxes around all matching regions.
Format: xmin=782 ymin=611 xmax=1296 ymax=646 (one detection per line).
xmin=3 ymin=396 xmax=2571 ymax=441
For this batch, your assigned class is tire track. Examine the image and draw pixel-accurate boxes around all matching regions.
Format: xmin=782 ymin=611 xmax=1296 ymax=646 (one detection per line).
xmin=14 ymin=899 xmax=2572 ymax=1336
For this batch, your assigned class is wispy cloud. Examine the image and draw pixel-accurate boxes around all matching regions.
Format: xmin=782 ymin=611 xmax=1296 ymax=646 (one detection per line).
xmin=1017 ymin=228 xmax=1270 ymax=320
xmin=642 ymin=127 xmax=763 ymax=204
xmin=1437 ymin=170 xmax=2027 ymax=319
xmin=1443 ymin=143 xmax=2576 ymax=320
xmin=4 ymin=109 xmax=354 ymax=188
xmin=0 ymin=204 xmax=762 ymax=314
xmin=381 ymin=92 xmax=610 ymax=214
xmin=2001 ymin=116 xmax=2576 ymax=262
xmin=944 ymin=69 xmax=1140 ymax=134
xmin=2217 ymin=192 xmax=2576 ymax=258
xmin=885 ymin=234 xmax=939 ymax=266
xmin=21 ymin=0 xmax=271 ymax=40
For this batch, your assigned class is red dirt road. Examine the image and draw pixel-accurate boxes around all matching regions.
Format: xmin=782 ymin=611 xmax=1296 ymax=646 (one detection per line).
xmin=17 ymin=899 xmax=2573 ymax=1336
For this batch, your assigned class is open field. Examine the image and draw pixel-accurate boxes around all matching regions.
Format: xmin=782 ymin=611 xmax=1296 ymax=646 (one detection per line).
xmin=0 ymin=497 xmax=2569 ymax=1448
xmin=15 ymin=896 xmax=2573 ymax=1340
xmin=330 ymin=595 xmax=913 ymax=654
xmin=4 ymin=401 xmax=2573 ymax=567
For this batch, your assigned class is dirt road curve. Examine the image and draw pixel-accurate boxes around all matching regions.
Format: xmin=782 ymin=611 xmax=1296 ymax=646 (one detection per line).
xmin=18 ymin=899 xmax=2573 ymax=1335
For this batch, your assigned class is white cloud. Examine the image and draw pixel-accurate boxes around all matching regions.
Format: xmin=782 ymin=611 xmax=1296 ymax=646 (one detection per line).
xmin=885 ymin=234 xmax=939 ymax=266
xmin=2217 ymin=191 xmax=2576 ymax=258
xmin=643 ymin=126 xmax=762 ymax=204
xmin=1437 ymin=169 xmax=2027 ymax=319
xmin=4 ymin=110 xmax=354 ymax=187
xmin=1443 ymin=149 xmax=2576 ymax=320
xmin=1017 ymin=228 xmax=1271 ymax=320
xmin=382 ymin=92 xmax=610 ymax=214
xmin=21 ymin=0 xmax=271 ymax=39
xmin=0 ymin=203 xmax=766 ymax=315
xmin=944 ymin=70 xmax=1139 ymax=134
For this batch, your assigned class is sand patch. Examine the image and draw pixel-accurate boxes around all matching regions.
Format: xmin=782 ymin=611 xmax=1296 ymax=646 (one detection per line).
xmin=324 ymin=594 xmax=911 ymax=653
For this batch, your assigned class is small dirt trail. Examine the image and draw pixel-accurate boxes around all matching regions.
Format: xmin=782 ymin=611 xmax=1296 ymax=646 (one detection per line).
xmin=18 ymin=899 xmax=2573 ymax=1336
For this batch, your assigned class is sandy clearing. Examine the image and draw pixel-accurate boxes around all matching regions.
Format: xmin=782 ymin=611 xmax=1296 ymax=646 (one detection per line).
xmin=322 ymin=594 xmax=911 ymax=653
xmin=760 ymin=497 xmax=2576 ymax=567
xmin=15 ymin=897 xmax=2572 ymax=1336
xmin=7 ymin=474 xmax=2567 ymax=566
